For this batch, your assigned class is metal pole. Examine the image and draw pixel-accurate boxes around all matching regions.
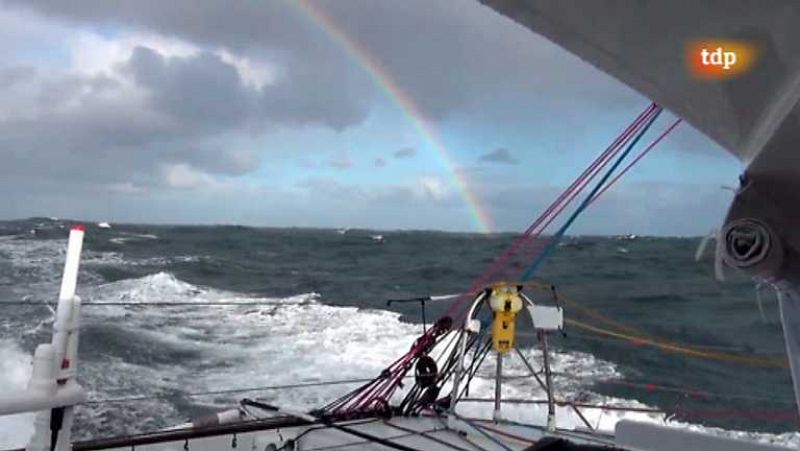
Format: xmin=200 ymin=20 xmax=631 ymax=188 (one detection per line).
xmin=420 ymin=300 xmax=427 ymax=334
xmin=493 ymin=353 xmax=503 ymax=421
xmin=448 ymin=330 xmax=467 ymax=415
xmin=448 ymin=291 xmax=486 ymax=417
xmin=540 ymin=331 xmax=556 ymax=430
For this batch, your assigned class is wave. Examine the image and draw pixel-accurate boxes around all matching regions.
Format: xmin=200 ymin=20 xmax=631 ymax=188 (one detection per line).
xmin=0 ymin=340 xmax=35 ymax=449
xmin=109 ymin=232 xmax=159 ymax=245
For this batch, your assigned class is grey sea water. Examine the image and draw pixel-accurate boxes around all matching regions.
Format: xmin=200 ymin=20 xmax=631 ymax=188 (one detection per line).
xmin=0 ymin=217 xmax=795 ymax=447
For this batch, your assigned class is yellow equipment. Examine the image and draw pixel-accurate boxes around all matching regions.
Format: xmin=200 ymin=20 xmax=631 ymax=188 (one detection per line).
xmin=489 ymin=284 xmax=523 ymax=353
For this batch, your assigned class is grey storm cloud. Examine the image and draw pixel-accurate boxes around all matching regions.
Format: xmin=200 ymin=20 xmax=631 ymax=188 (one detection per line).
xmin=0 ymin=43 xmax=372 ymax=190
xmin=125 ymin=45 xmax=371 ymax=133
xmin=4 ymin=0 xmax=636 ymax=121
xmin=126 ymin=47 xmax=255 ymax=131
xmin=0 ymin=0 xmax=643 ymax=191
xmin=393 ymin=147 xmax=416 ymax=159
xmin=479 ymin=147 xmax=519 ymax=165
xmin=0 ymin=52 xmax=260 ymax=188
xmin=0 ymin=65 xmax=36 ymax=87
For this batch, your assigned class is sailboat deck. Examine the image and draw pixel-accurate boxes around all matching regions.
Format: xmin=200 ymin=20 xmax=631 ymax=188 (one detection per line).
xmin=62 ymin=414 xmax=618 ymax=451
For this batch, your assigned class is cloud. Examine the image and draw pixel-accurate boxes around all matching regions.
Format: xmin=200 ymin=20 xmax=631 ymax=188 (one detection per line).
xmin=0 ymin=39 xmax=372 ymax=191
xmin=415 ymin=176 xmax=449 ymax=201
xmin=393 ymin=147 xmax=416 ymax=159
xmin=0 ymin=65 xmax=36 ymax=87
xmin=479 ymin=147 xmax=519 ymax=165
xmin=7 ymin=0 xmax=639 ymax=123
xmin=126 ymin=46 xmax=255 ymax=131
xmin=326 ymin=151 xmax=353 ymax=170
xmin=0 ymin=0 xmax=647 ymax=183
xmin=374 ymin=157 xmax=387 ymax=168
xmin=161 ymin=163 xmax=216 ymax=190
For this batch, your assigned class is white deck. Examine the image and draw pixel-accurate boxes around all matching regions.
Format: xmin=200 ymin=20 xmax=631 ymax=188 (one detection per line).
xmin=65 ymin=414 xmax=791 ymax=451
xmin=76 ymin=414 xmax=612 ymax=451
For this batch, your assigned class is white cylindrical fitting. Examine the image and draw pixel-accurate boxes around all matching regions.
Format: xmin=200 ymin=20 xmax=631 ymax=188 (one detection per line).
xmin=28 ymin=344 xmax=55 ymax=393
xmin=26 ymin=344 xmax=57 ymax=451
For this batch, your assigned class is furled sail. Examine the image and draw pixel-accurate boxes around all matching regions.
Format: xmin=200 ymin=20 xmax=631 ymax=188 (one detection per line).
xmin=479 ymin=0 xmax=800 ymax=415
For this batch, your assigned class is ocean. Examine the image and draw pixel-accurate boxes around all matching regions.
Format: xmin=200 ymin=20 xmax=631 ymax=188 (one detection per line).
xmin=0 ymin=217 xmax=797 ymax=448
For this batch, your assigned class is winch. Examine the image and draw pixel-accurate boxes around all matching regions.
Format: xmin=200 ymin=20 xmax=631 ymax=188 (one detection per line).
xmin=489 ymin=283 xmax=523 ymax=354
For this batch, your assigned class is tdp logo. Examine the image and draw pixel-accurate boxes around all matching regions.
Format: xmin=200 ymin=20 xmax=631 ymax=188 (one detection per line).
xmin=687 ymin=40 xmax=757 ymax=79
xmin=700 ymin=47 xmax=736 ymax=70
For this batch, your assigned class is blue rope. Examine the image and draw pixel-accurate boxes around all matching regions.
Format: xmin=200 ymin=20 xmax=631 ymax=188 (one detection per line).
xmin=519 ymin=106 xmax=662 ymax=281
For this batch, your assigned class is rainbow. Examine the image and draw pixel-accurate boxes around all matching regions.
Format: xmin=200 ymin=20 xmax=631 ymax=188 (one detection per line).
xmin=292 ymin=0 xmax=494 ymax=233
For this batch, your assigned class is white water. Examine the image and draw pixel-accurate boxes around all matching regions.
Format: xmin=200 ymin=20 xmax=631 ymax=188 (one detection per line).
xmin=1 ymin=235 xmax=798 ymax=449
xmin=0 ymin=340 xmax=35 ymax=448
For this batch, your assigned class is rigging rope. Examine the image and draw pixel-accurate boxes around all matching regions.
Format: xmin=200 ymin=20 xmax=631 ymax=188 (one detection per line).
xmin=84 ymin=377 xmax=398 ymax=405
xmin=547 ymin=372 xmax=795 ymax=405
xmin=565 ymin=318 xmax=788 ymax=369
xmin=527 ymin=283 xmax=789 ymax=368
xmin=521 ymin=281 xmax=789 ymax=368
xmin=1 ymin=301 xmax=299 ymax=307
xmin=587 ymin=117 xmax=682 ymax=206
xmin=442 ymin=103 xmax=661 ymax=319
xmin=519 ymin=107 xmax=663 ymax=281
xmin=563 ymin=330 xmax=786 ymax=356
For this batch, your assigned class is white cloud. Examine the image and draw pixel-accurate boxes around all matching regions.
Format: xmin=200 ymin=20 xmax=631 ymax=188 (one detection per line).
xmin=67 ymin=30 xmax=277 ymax=91
xmin=69 ymin=30 xmax=199 ymax=76
xmin=217 ymin=49 xmax=277 ymax=90
xmin=107 ymin=181 xmax=147 ymax=195
xmin=161 ymin=163 xmax=216 ymax=190
xmin=415 ymin=176 xmax=449 ymax=201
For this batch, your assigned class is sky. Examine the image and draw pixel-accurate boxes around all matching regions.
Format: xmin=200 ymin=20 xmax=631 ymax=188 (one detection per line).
xmin=0 ymin=0 xmax=744 ymax=235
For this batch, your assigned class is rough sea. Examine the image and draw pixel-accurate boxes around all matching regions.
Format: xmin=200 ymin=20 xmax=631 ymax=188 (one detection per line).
xmin=0 ymin=217 xmax=797 ymax=448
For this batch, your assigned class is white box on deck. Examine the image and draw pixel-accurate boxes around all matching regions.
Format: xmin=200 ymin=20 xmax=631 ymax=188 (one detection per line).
xmin=527 ymin=305 xmax=563 ymax=331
